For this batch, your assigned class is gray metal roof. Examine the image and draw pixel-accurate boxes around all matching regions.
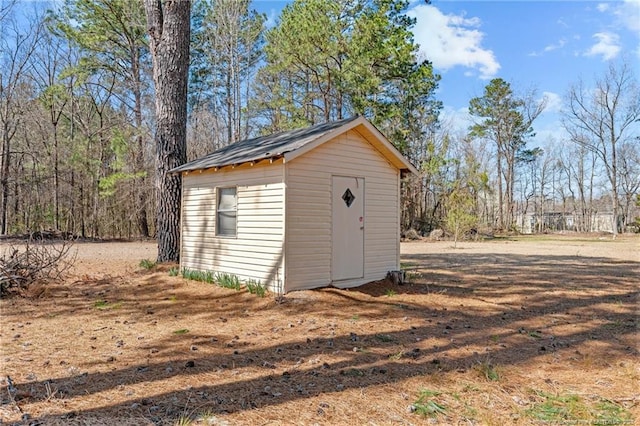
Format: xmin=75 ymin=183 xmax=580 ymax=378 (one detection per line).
xmin=171 ymin=116 xmax=361 ymax=173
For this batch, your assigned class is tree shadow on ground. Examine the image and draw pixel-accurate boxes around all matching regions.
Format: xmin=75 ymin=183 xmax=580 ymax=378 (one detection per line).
xmin=3 ymin=251 xmax=638 ymax=425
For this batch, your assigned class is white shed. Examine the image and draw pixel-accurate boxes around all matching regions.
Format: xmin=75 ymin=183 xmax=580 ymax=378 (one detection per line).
xmin=171 ymin=116 xmax=418 ymax=293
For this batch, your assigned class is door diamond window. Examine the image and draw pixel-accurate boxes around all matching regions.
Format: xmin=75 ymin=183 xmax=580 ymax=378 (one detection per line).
xmin=342 ymin=188 xmax=356 ymax=207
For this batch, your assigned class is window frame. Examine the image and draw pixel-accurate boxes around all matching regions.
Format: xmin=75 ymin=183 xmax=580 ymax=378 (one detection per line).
xmin=215 ymin=186 xmax=238 ymax=237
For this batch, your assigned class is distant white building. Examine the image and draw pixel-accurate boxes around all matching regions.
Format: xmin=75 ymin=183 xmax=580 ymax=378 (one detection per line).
xmin=515 ymin=212 xmax=616 ymax=234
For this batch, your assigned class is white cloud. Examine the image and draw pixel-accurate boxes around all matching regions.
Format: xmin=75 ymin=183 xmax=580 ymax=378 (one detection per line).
xmin=596 ymin=0 xmax=640 ymax=59
xmin=544 ymin=38 xmax=567 ymax=52
xmin=440 ymin=106 xmax=473 ymax=133
xmin=530 ymin=119 xmax=569 ymax=147
xmin=529 ymin=38 xmax=567 ymax=57
xmin=596 ymin=3 xmax=610 ymax=12
xmin=541 ymin=91 xmax=562 ymax=114
xmin=584 ymin=32 xmax=621 ymax=60
xmin=407 ymin=4 xmax=500 ymax=80
xmin=611 ymin=0 xmax=640 ymax=32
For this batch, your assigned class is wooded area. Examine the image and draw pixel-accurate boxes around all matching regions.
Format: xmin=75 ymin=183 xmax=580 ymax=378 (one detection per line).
xmin=1 ymin=0 xmax=638 ymax=243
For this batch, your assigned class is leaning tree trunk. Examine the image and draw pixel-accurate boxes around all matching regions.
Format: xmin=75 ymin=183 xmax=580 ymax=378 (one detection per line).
xmin=144 ymin=0 xmax=190 ymax=262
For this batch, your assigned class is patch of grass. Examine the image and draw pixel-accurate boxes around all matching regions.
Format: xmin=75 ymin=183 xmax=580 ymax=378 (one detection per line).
xmin=528 ymin=330 xmax=542 ymax=338
xmin=475 ymin=360 xmax=500 ymax=381
xmin=394 ymin=303 xmax=411 ymax=310
xmin=139 ymin=259 xmax=156 ymax=270
xmin=389 ymin=350 xmax=404 ymax=360
xmin=405 ymin=270 xmax=422 ymax=281
xmin=173 ymin=329 xmax=189 ymax=335
xmin=174 ymin=415 xmax=192 ymax=426
xmin=375 ymin=333 xmax=394 ymax=342
xmin=350 ymin=314 xmax=360 ymax=321
xmin=168 ymin=267 xmax=179 ymax=277
xmin=94 ymin=299 xmax=109 ymax=309
xmin=463 ymin=404 xmax=478 ymax=419
xmin=194 ymin=411 xmax=225 ymax=425
xmin=182 ymin=269 xmax=249 ymax=294
xmin=525 ymin=391 xmax=632 ymax=424
xmin=385 ymin=288 xmax=397 ymax=297
xmin=413 ymin=389 xmax=447 ymax=418
xmin=398 ymin=261 xmax=421 ymax=282
xmin=245 ymin=279 xmax=267 ymax=297
xmin=527 ymin=392 xmax=583 ymax=421
xmin=215 ymin=272 xmax=241 ymax=290
xmin=603 ymin=320 xmax=623 ymax=329
xmin=342 ymin=368 xmax=365 ymax=377
xmin=181 ymin=268 xmax=215 ymax=284
xmin=94 ymin=300 xmax=122 ymax=310
xmin=461 ymin=383 xmax=480 ymax=392
xmin=594 ymin=399 xmax=632 ymax=424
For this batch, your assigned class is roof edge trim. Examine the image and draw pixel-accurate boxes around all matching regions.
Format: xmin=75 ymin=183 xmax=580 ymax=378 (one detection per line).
xmin=283 ymin=116 xmax=419 ymax=175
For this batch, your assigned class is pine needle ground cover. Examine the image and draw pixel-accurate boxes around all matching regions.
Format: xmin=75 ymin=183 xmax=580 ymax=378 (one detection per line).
xmin=1 ymin=236 xmax=637 ymax=425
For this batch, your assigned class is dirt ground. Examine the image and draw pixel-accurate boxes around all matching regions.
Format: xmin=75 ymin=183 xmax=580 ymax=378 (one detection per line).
xmin=1 ymin=235 xmax=638 ymax=425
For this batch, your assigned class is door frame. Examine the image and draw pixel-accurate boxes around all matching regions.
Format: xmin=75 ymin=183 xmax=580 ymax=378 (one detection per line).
xmin=331 ymin=175 xmax=365 ymax=281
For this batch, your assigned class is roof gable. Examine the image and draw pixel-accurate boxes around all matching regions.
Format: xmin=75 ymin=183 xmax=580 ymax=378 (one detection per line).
xmin=171 ymin=116 xmax=417 ymax=175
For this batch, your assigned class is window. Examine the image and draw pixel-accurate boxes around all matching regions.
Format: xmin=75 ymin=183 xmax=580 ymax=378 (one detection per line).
xmin=216 ymin=187 xmax=237 ymax=236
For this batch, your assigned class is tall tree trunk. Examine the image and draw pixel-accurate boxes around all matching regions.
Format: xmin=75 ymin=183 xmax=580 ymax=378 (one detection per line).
xmin=506 ymin=151 xmax=516 ymax=231
xmin=53 ymin=126 xmax=60 ymax=231
xmin=144 ymin=0 xmax=190 ymax=263
xmin=226 ymin=65 xmax=233 ymax=143
xmin=0 ymin=125 xmax=11 ymax=234
xmin=132 ymin=54 xmax=150 ymax=238
xmin=609 ymin=131 xmax=618 ymax=239
xmin=496 ymin=148 xmax=504 ymax=230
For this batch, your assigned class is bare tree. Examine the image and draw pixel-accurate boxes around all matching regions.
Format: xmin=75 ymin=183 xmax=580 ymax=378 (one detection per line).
xmin=144 ymin=0 xmax=190 ymax=262
xmin=55 ymin=0 xmax=153 ymax=237
xmin=0 ymin=14 xmax=43 ymax=234
xmin=563 ymin=60 xmax=640 ymax=238
xmin=617 ymin=141 xmax=640 ymax=229
xmin=0 ymin=0 xmax=16 ymax=24
xmin=30 ymin=21 xmax=70 ymax=232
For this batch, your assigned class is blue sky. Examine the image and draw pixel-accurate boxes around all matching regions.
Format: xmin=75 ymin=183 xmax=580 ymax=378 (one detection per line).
xmin=407 ymin=0 xmax=640 ymax=145
xmin=257 ymin=0 xmax=640 ymax=146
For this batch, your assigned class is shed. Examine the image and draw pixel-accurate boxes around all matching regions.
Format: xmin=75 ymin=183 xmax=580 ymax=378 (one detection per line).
xmin=171 ymin=116 xmax=418 ymax=293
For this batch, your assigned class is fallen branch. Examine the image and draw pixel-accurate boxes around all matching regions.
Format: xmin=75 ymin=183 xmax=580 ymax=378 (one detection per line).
xmin=0 ymin=240 xmax=76 ymax=297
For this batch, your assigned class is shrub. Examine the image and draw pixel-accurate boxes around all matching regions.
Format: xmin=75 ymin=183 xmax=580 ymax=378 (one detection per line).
xmin=404 ymin=228 xmax=421 ymax=240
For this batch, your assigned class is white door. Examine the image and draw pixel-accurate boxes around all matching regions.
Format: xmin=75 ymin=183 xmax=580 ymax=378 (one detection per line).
xmin=332 ymin=176 xmax=364 ymax=281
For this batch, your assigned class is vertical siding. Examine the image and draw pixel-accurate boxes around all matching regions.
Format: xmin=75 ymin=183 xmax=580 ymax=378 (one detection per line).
xmin=180 ymin=162 xmax=285 ymax=292
xmin=285 ymin=130 xmax=400 ymax=291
